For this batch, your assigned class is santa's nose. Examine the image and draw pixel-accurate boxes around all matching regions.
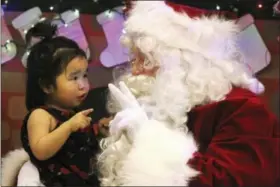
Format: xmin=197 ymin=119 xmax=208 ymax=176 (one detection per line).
xmin=132 ymin=68 xmax=142 ymax=75
xmin=131 ymin=62 xmax=144 ymax=75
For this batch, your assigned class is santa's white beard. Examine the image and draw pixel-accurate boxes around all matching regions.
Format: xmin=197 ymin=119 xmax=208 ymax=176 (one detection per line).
xmin=98 ymin=65 xmax=196 ymax=186
xmin=106 ymin=72 xmax=155 ymax=113
xmin=107 ymin=64 xmax=201 ymax=127
xmin=98 ymin=66 xmax=208 ymax=185
xmin=108 ymin=62 xmax=233 ymax=127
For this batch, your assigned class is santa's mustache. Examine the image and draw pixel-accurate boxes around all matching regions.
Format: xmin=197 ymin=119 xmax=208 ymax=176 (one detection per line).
xmin=114 ymin=73 xmax=156 ymax=97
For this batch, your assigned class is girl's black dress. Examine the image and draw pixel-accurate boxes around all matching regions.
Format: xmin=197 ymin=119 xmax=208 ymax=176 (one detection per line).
xmin=21 ymin=87 xmax=109 ymax=187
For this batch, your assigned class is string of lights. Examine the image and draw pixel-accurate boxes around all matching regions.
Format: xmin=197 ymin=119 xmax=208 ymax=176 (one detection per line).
xmin=1 ymin=0 xmax=279 ymax=19
xmin=1 ymin=39 xmax=26 ymax=49
xmin=1 ymin=0 xmax=279 ymax=58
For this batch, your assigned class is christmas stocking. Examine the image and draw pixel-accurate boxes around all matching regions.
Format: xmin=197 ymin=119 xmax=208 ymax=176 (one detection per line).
xmin=52 ymin=9 xmax=91 ymax=60
xmin=11 ymin=7 xmax=43 ymax=68
xmin=1 ymin=7 xmax=17 ymax=64
xmin=236 ymin=14 xmax=270 ymax=94
xmin=11 ymin=7 xmax=42 ymax=40
xmin=236 ymin=14 xmax=271 ymax=75
xmin=96 ymin=6 xmax=129 ymax=68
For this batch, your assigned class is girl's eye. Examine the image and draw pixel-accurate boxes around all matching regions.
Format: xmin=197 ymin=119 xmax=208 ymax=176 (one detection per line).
xmin=83 ymin=73 xmax=88 ymax=78
xmin=73 ymin=76 xmax=78 ymax=80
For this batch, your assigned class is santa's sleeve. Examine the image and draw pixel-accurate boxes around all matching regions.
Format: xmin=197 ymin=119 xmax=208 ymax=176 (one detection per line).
xmin=188 ymin=98 xmax=280 ymax=187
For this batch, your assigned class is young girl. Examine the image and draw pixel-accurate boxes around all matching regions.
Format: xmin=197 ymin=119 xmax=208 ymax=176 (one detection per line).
xmin=20 ymin=21 xmax=100 ymax=186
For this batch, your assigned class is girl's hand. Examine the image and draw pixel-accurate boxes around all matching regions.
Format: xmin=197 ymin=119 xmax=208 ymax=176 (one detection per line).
xmin=98 ymin=116 xmax=114 ymax=137
xmin=67 ymin=109 xmax=93 ymax=132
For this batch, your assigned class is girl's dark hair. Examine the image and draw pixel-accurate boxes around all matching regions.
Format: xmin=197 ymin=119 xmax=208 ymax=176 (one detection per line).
xmin=25 ymin=21 xmax=87 ymax=111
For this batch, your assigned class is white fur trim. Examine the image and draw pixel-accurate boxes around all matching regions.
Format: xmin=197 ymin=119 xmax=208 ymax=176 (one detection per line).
xmin=1 ymin=148 xmax=30 ymax=186
xmin=17 ymin=160 xmax=44 ymax=186
xmin=248 ymin=78 xmax=265 ymax=94
xmin=124 ymin=1 xmax=240 ymax=61
xmin=120 ymin=120 xmax=199 ymax=186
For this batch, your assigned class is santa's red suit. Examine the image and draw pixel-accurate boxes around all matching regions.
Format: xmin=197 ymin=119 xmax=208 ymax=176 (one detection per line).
xmin=186 ymin=87 xmax=279 ymax=187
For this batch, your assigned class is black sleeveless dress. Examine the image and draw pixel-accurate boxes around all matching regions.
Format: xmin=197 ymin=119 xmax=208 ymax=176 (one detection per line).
xmin=21 ymin=106 xmax=101 ymax=187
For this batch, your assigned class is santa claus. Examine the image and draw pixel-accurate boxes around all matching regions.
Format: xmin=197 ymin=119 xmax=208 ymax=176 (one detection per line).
xmin=2 ymin=1 xmax=279 ymax=187
xmin=97 ymin=1 xmax=279 ymax=187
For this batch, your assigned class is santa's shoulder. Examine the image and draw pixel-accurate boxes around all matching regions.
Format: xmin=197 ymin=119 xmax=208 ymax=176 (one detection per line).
xmin=218 ymin=86 xmax=273 ymax=119
xmin=225 ymin=87 xmax=262 ymax=101
xmin=190 ymin=86 xmax=275 ymax=125
xmin=211 ymin=87 xmax=265 ymax=109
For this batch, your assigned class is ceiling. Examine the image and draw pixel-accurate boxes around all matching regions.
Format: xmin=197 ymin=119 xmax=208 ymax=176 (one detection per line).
xmin=1 ymin=0 xmax=279 ymax=20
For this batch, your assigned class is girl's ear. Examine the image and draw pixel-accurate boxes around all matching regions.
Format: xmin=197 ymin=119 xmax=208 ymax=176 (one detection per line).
xmin=39 ymin=79 xmax=54 ymax=94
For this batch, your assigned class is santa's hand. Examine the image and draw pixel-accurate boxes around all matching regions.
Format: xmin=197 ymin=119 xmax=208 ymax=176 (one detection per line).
xmin=108 ymin=82 xmax=149 ymax=141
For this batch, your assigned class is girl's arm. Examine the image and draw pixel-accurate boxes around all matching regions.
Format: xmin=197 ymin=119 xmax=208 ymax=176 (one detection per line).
xmin=27 ymin=108 xmax=72 ymax=160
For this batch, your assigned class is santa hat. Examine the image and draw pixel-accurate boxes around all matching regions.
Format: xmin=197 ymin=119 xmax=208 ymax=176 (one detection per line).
xmin=122 ymin=1 xmax=240 ymax=61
